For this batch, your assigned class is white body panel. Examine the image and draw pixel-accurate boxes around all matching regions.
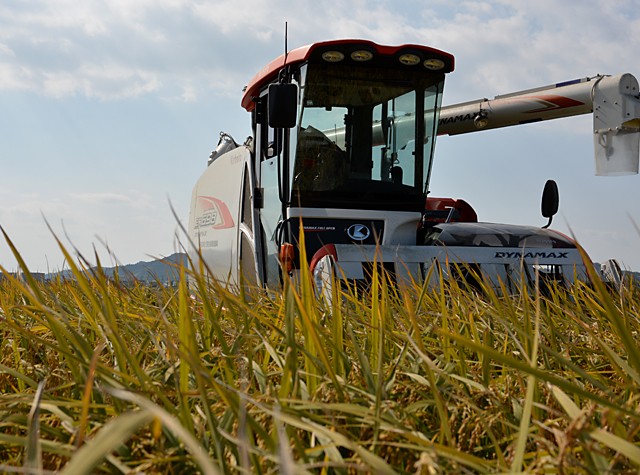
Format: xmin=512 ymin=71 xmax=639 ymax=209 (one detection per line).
xmin=188 ymin=146 xmax=251 ymax=285
xmin=329 ymin=243 xmax=587 ymax=291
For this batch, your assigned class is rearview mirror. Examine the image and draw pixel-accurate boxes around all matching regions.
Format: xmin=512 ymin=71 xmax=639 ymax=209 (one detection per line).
xmin=541 ymin=179 xmax=559 ymax=228
xmin=268 ymin=83 xmax=297 ymax=129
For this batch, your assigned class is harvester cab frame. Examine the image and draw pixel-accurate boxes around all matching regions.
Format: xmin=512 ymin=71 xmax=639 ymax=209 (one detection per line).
xmin=246 ymin=41 xmax=455 ymax=287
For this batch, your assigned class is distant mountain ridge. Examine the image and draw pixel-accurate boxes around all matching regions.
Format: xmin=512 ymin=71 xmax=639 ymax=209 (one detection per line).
xmin=48 ymin=252 xmax=188 ymax=284
xmin=104 ymin=252 xmax=188 ymax=283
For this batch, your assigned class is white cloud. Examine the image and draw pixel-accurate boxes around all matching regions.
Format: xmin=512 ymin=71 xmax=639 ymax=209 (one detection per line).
xmin=41 ymin=71 xmax=80 ymax=97
xmin=0 ymin=0 xmax=293 ymax=99
xmin=1 ymin=0 xmax=634 ymax=101
xmin=71 ymin=192 xmax=134 ymax=205
xmin=0 ymin=63 xmax=32 ymax=90
xmin=36 ymin=63 xmax=162 ymax=99
xmin=179 ymin=83 xmax=197 ymax=102
xmin=0 ymin=42 xmax=14 ymax=56
xmin=383 ymin=0 xmax=640 ymax=103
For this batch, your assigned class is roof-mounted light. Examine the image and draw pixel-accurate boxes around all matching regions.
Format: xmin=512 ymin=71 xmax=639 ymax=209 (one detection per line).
xmin=398 ymin=53 xmax=421 ymax=66
xmin=322 ymin=51 xmax=345 ymax=62
xmin=351 ymin=50 xmax=374 ymax=62
xmin=423 ymin=58 xmax=446 ymax=70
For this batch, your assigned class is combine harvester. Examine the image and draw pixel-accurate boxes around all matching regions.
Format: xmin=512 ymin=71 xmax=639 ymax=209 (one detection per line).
xmin=188 ymin=39 xmax=640 ymax=293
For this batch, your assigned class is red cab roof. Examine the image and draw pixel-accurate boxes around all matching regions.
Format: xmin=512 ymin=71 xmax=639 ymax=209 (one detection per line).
xmin=241 ymin=39 xmax=455 ymax=111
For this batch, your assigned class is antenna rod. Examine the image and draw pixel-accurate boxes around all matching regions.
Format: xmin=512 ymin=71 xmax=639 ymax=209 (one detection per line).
xmin=280 ymin=21 xmax=289 ymax=83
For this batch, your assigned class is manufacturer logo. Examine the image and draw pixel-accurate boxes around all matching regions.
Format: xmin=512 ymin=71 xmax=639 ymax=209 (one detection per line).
xmin=347 ymin=224 xmax=370 ymax=241
xmin=195 ymin=196 xmax=235 ymax=230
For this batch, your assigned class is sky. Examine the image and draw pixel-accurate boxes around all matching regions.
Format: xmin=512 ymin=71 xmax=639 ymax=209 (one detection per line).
xmin=1 ymin=0 xmax=640 ymax=273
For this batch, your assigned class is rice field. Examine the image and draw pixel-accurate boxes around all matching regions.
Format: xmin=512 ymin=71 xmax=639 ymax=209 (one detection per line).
xmin=1 ymin=232 xmax=640 ymax=474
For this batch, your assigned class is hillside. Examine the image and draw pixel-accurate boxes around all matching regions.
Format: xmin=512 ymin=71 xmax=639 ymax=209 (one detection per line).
xmin=105 ymin=252 xmax=188 ymax=283
xmin=98 ymin=252 xmax=188 ymax=284
xmin=46 ymin=252 xmax=188 ymax=284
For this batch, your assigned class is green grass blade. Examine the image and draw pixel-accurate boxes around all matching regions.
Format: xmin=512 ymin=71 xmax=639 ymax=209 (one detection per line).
xmin=0 ymin=362 xmax=39 ymax=389
xmin=106 ymin=387 xmax=221 ymax=475
xmin=441 ymin=330 xmax=638 ymax=419
xmin=25 ymin=379 xmax=46 ymax=474
xmin=59 ymin=410 xmax=153 ymax=475
xmin=511 ymin=280 xmax=541 ymax=471
xmin=550 ymin=384 xmax=640 ymax=466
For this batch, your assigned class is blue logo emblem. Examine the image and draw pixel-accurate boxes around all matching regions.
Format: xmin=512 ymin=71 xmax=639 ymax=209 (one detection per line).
xmin=347 ymin=224 xmax=370 ymax=241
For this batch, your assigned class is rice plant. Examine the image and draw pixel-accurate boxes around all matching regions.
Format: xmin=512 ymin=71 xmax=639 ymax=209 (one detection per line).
xmin=1 ymin=230 xmax=640 ymax=474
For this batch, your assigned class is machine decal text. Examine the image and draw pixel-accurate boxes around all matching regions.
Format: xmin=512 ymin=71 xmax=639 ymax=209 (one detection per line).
xmin=494 ymin=251 xmax=569 ymax=259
